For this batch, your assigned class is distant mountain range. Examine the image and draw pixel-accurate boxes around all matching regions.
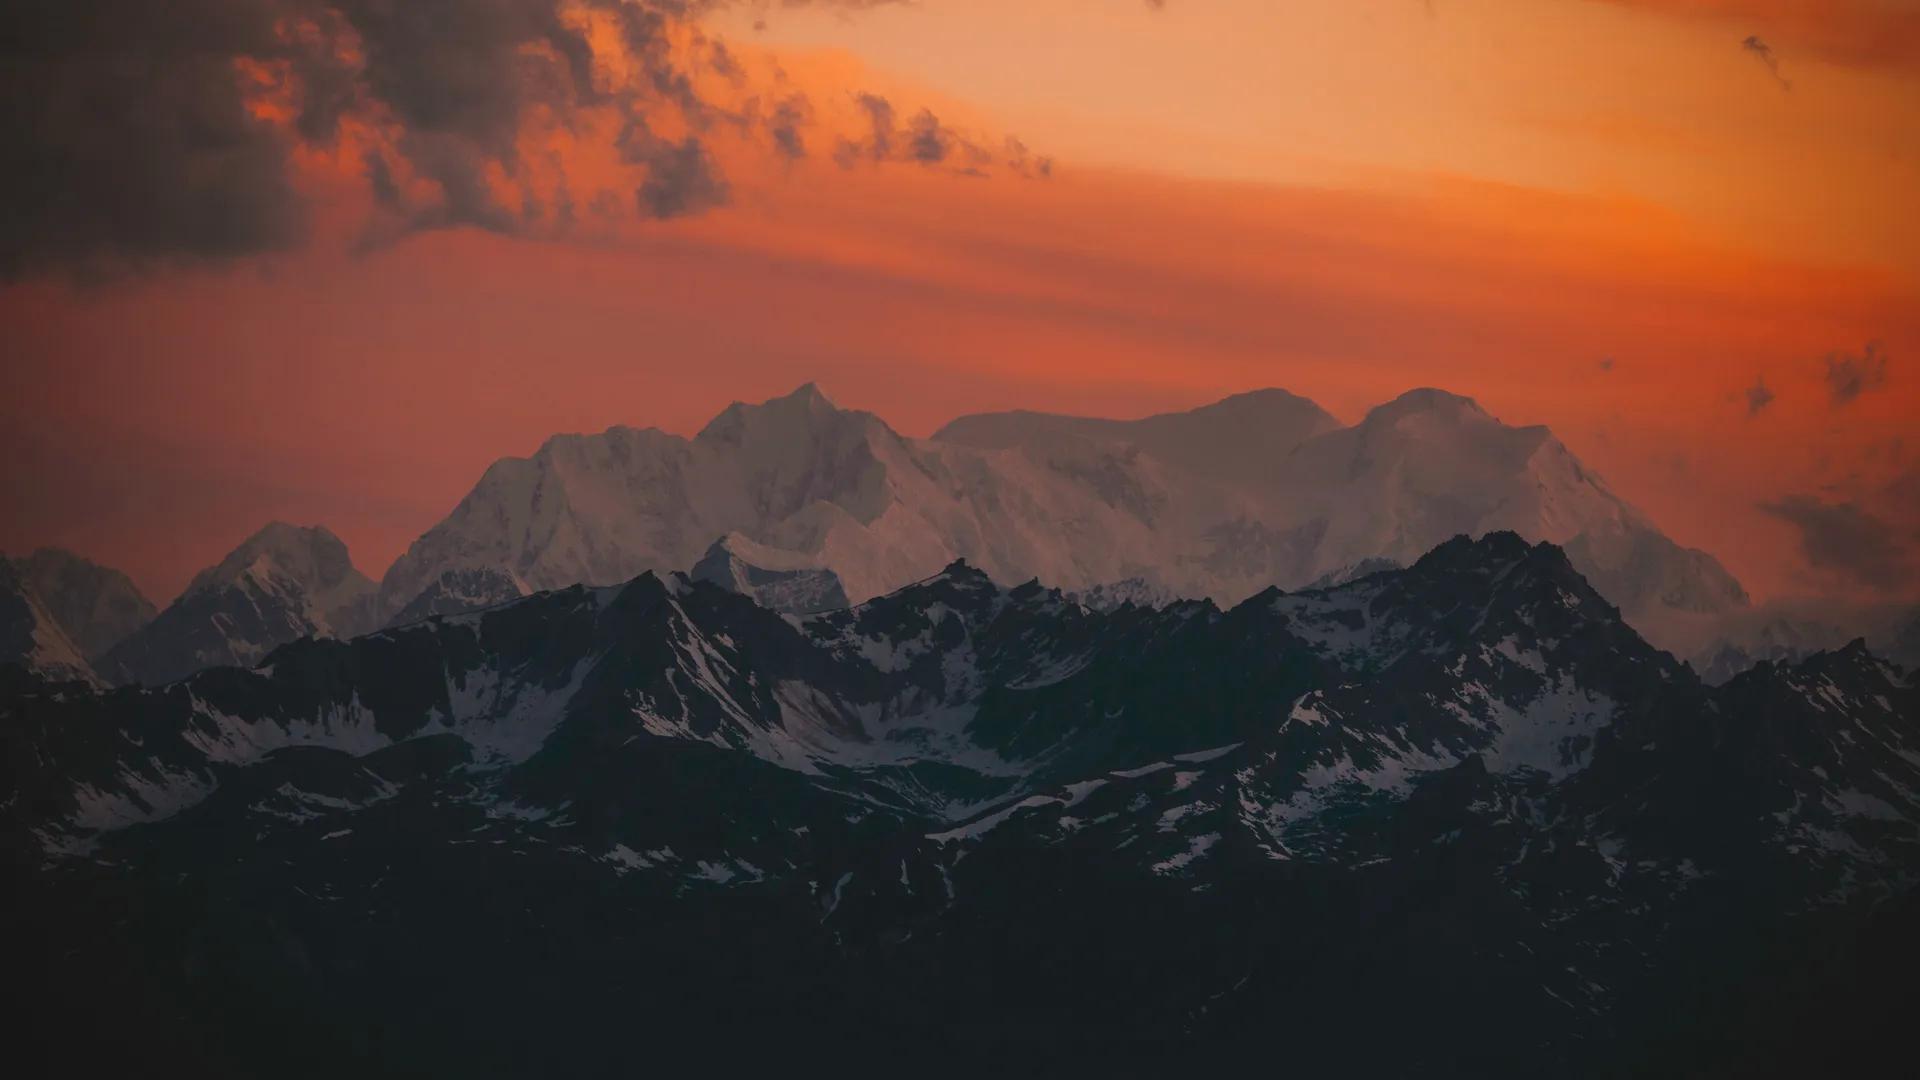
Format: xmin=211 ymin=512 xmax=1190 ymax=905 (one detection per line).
xmin=12 ymin=384 xmax=1909 ymax=689
xmin=378 ymin=383 xmax=1749 ymax=632
xmin=7 ymin=532 xmax=1915 ymax=1075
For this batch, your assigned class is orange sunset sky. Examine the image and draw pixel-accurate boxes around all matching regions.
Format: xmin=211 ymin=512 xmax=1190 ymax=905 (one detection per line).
xmin=2 ymin=0 xmax=1916 ymax=606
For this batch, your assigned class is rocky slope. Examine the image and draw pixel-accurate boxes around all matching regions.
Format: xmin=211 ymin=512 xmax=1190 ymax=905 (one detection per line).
xmin=10 ymin=548 xmax=155 ymax=661
xmin=0 ymin=559 xmax=99 ymax=684
xmin=690 ymin=533 xmax=850 ymax=614
xmin=1 ymin=549 xmax=155 ymax=683
xmin=99 ymin=523 xmax=377 ymax=686
xmin=6 ymin=533 xmax=1912 ymax=1076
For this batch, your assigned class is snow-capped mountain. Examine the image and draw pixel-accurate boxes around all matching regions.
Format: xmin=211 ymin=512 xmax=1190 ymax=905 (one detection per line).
xmin=377 ymin=381 xmax=1264 ymax=616
xmin=376 ymin=384 xmax=1748 ymax=648
xmin=7 ymin=534 xmax=1913 ymax=1074
xmin=955 ymin=387 xmax=1747 ymax=624
xmin=933 ymin=386 xmax=1341 ymax=490
xmin=377 ymin=383 xmax=914 ymax=614
xmin=1269 ymin=389 xmax=1748 ymax=615
xmin=99 ymin=523 xmax=377 ymax=686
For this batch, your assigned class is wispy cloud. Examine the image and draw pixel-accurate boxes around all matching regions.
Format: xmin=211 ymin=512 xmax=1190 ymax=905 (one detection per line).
xmin=832 ymin=93 xmax=1028 ymax=177
xmin=1596 ymin=1 xmax=1920 ymax=70
xmin=1741 ymin=34 xmax=1791 ymax=89
xmin=1825 ymin=342 xmax=1890 ymax=406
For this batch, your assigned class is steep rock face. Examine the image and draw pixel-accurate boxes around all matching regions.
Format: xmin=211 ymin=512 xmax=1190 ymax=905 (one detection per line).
xmin=1064 ymin=576 xmax=1181 ymax=612
xmin=100 ymin=523 xmax=376 ymax=686
xmin=690 ymin=534 xmax=850 ymax=615
xmin=0 ymin=560 xmax=97 ymax=684
xmin=10 ymin=549 xmax=155 ymax=661
xmin=4 ymin=533 xmax=1913 ymax=1075
xmin=1302 ymin=556 xmax=1402 ymax=590
xmin=386 ymin=566 xmax=530 ymax=627
xmin=379 ymin=385 xmax=1744 ymax=640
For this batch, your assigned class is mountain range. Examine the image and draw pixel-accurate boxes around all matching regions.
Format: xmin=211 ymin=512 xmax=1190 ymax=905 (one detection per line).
xmin=15 ymin=382 xmax=1905 ymax=692
xmin=6 ymin=532 xmax=1915 ymax=1075
xmin=378 ymin=383 xmax=1749 ymax=635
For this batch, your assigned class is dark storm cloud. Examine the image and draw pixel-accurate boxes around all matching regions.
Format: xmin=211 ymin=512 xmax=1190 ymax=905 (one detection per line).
xmin=0 ymin=0 xmax=1045 ymax=279
xmin=1825 ymin=342 xmax=1890 ymax=406
xmin=329 ymin=0 xmax=596 ymax=153
xmin=620 ymin=118 xmax=730 ymax=218
xmin=310 ymin=0 xmax=619 ymax=240
xmin=0 ymin=0 xmax=613 ymax=274
xmin=1762 ymin=495 xmax=1914 ymax=591
xmin=0 ymin=1 xmax=312 ymax=277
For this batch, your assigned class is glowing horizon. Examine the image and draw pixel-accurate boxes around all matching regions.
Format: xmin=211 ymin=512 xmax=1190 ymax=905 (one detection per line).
xmin=2 ymin=0 xmax=1914 ymax=610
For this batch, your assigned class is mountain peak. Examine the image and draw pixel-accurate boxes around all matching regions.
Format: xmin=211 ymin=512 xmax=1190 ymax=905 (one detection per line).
xmin=192 ymin=521 xmax=357 ymax=595
xmin=785 ymin=381 xmax=834 ymax=407
xmin=1363 ymin=387 xmax=1490 ymax=426
xmin=244 ymin=520 xmax=346 ymax=551
xmin=1200 ymin=386 xmax=1334 ymax=416
xmin=930 ymin=557 xmax=993 ymax=583
xmin=695 ymin=382 xmax=865 ymax=445
xmin=756 ymin=380 xmax=840 ymax=416
xmin=894 ymin=558 xmax=998 ymax=597
xmin=21 ymin=546 xmax=93 ymax=568
xmin=1410 ymin=530 xmax=1578 ymax=582
xmin=9 ymin=547 xmax=156 ymax=664
xmin=105 ymin=523 xmax=378 ymax=685
xmin=0 ymin=558 xmax=100 ymax=684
